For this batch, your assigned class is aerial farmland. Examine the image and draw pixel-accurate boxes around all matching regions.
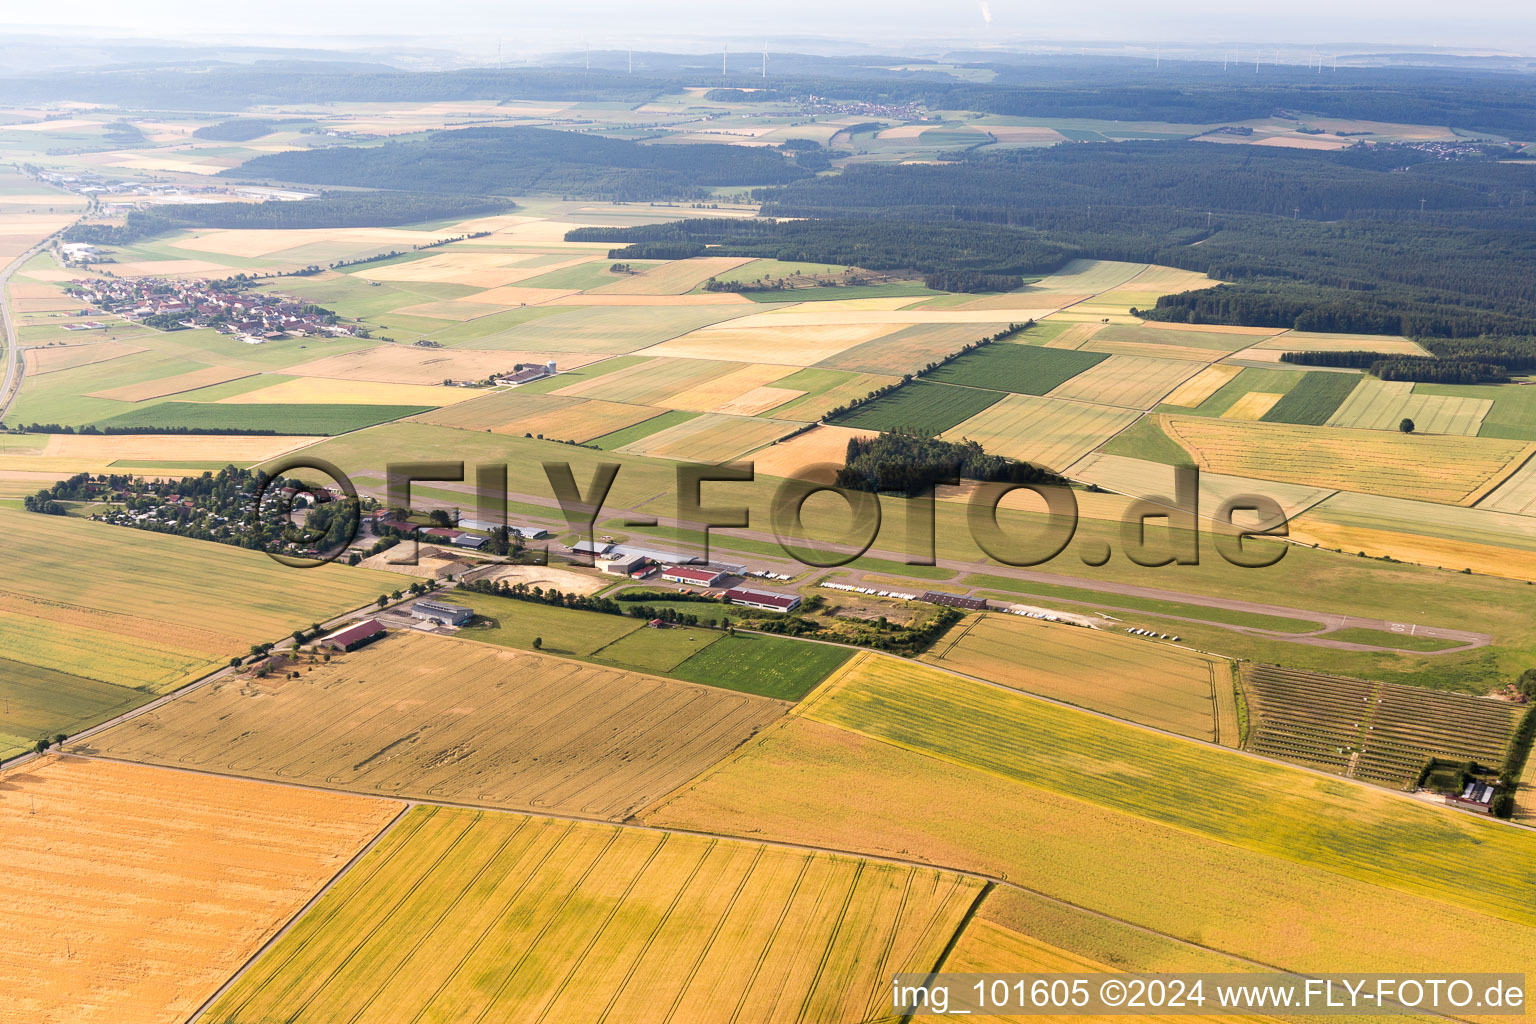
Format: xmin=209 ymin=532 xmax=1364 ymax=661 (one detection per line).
xmin=0 ymin=25 xmax=1534 ymax=1024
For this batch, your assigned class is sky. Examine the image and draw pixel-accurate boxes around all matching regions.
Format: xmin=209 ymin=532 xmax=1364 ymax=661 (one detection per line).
xmin=3 ymin=0 xmax=1534 ymax=55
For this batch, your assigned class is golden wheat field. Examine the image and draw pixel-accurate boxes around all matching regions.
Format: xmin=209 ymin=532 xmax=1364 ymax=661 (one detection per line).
xmin=0 ymin=509 xmax=396 ymax=690
xmin=202 ymin=805 xmax=981 ymax=1024
xmin=617 ymin=412 xmax=795 ymax=462
xmin=1046 ymin=355 xmax=1204 ymax=409
xmin=1162 ymin=364 xmax=1243 ymax=407
xmin=942 ymin=394 xmax=1137 ymax=471
xmin=647 ymin=655 xmax=1536 ymax=979
xmin=749 ymin=424 xmax=878 ymax=478
xmin=83 ymin=631 xmax=790 ymax=819
xmin=1220 ymin=391 xmax=1283 ymax=420
xmin=0 ymin=756 xmax=398 ymax=1024
xmin=711 ymin=384 xmax=806 ymax=416
xmin=1066 ymin=452 xmax=1336 ymax=528
xmin=658 ymin=362 xmax=792 ymax=411
xmin=921 ymin=613 xmax=1229 ymax=741
xmin=1161 ymin=415 xmax=1535 ymax=504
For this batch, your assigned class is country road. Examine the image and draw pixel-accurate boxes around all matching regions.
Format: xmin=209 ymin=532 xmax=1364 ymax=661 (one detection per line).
xmin=315 ymin=468 xmax=1492 ymax=654
xmin=0 ymin=238 xmax=58 ymax=422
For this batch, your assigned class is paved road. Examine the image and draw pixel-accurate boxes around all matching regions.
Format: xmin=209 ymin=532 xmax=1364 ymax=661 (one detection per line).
xmin=327 ymin=471 xmax=1490 ymax=654
xmin=0 ymin=239 xmax=57 ymax=422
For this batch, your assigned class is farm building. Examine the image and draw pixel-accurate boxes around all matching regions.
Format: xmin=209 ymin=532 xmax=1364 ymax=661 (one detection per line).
xmin=923 ymin=592 xmax=988 ymax=612
xmin=450 ymin=534 xmax=486 ymax=550
xmin=1450 ymin=781 xmax=1497 ymax=811
xmin=723 ymin=587 xmax=802 ymax=612
xmin=458 ymin=518 xmax=550 ymax=539
xmin=663 ymin=566 xmax=729 ymax=588
xmin=320 ymin=619 xmax=386 ymax=652
xmin=598 ymin=554 xmax=651 ymax=577
xmin=410 ymin=599 xmax=474 ymax=626
xmin=571 ymin=540 xmax=616 ymax=558
xmin=494 ymin=361 xmax=557 ymax=386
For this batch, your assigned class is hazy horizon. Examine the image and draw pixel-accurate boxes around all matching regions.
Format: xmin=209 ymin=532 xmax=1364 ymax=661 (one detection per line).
xmin=2 ymin=0 xmax=1534 ymax=62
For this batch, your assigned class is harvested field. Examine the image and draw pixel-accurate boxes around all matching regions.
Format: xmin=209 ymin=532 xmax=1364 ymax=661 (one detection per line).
xmin=1327 ymin=379 xmax=1492 ymax=436
xmin=646 ymin=323 xmax=899 ymax=365
xmin=922 ymin=613 xmax=1229 ymax=741
xmin=83 ymin=631 xmax=789 ymax=819
xmin=1254 ymin=332 xmax=1429 ymax=356
xmin=1241 ymin=663 xmax=1521 ymax=787
xmin=618 ymin=412 xmax=795 ymax=462
xmin=202 ymin=805 xmax=979 ymax=1024
xmin=751 ymin=424 xmax=878 ymax=478
xmin=0 ymin=756 xmax=398 ymax=1024
xmin=352 ymin=250 xmax=578 ymax=288
xmin=553 ymin=356 xmax=738 ymax=406
xmin=1289 ymin=491 xmax=1536 ymax=579
xmin=711 ymin=385 xmax=806 ymax=416
xmin=285 ymin=346 xmax=598 ymax=385
xmin=648 ymin=677 xmax=1536 ymax=979
xmin=1476 ymin=453 xmax=1536 ymax=515
xmin=461 ymin=304 xmax=749 ymax=355
xmin=1221 ymin=392 xmax=1283 ymax=420
xmin=766 ymin=370 xmax=901 ymax=422
xmin=819 ymin=322 xmax=1008 ymax=375
xmin=1259 ymin=372 xmax=1361 ymax=426
xmin=926 ymin=345 xmax=1108 ymax=395
xmin=0 ymin=508 xmax=396 ymax=694
xmin=85 ymin=366 xmax=252 ymax=402
xmin=941 ymin=394 xmax=1136 ymax=471
xmin=1162 ymin=415 xmax=1534 ymax=504
xmin=23 ymin=340 xmax=144 ymax=375
xmin=1068 ymin=452 xmax=1336 ymax=529
xmin=1046 ymin=354 xmax=1203 ymax=409
xmin=831 ymin=380 xmax=1004 ymax=435
xmin=38 ymin=432 xmax=318 ymax=462
xmin=660 ymin=362 xmax=792 ymax=412
xmin=415 ymin=390 xmax=660 ymax=441
xmin=1081 ymin=324 xmax=1266 ymax=362
xmin=1164 ymin=364 xmax=1242 ymax=407
xmin=592 ymin=255 xmax=754 ymax=294
xmin=468 ymin=564 xmax=611 ymax=595
xmin=219 ymin=376 xmax=476 ymax=406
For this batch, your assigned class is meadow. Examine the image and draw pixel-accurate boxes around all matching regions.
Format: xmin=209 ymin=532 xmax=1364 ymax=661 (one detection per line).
xmin=920 ymin=613 xmax=1231 ymax=742
xmin=202 ymin=805 xmax=981 ymax=1024
xmin=669 ymin=632 xmax=854 ymax=701
xmin=1259 ymin=371 xmax=1362 ymax=426
xmin=925 ymin=345 xmax=1109 ymax=394
xmin=830 ymin=380 xmax=1003 ymax=434
xmin=0 ymin=756 xmax=398 ymax=1024
xmin=83 ymin=631 xmax=789 ymax=820
xmin=91 ymin=400 xmax=432 ymax=434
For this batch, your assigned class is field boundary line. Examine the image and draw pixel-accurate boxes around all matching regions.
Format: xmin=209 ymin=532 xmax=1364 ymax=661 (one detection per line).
xmin=897 ymin=880 xmax=994 ymax=1024
xmin=183 ymin=799 xmax=412 ymax=1024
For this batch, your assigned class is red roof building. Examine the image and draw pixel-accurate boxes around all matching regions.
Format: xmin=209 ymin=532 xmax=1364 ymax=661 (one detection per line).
xmin=661 ymin=566 xmax=728 ymax=588
xmin=722 ymin=588 xmax=802 ymax=612
xmin=320 ymin=619 xmax=386 ymax=652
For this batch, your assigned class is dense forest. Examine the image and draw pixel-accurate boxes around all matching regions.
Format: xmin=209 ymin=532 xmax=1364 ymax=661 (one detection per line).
xmin=226 ymin=126 xmax=809 ymax=200
xmin=570 ymin=218 xmax=1076 ymax=277
xmin=742 ymin=142 xmax=1536 ymax=337
xmin=6 ymin=57 xmax=1536 ymax=136
xmin=836 ymin=433 xmax=1066 ymax=497
xmin=63 ymin=192 xmax=514 ymax=246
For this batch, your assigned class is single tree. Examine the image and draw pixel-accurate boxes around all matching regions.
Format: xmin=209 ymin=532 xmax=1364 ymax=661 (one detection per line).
xmin=1399 ymin=418 xmax=1415 ymax=433
xmin=532 ymin=636 xmax=543 ymax=650
xmin=376 ymin=594 xmax=389 ymax=608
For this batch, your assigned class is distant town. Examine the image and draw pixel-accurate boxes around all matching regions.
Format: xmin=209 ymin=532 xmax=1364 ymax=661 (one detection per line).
xmin=62 ymin=276 xmax=360 ymax=343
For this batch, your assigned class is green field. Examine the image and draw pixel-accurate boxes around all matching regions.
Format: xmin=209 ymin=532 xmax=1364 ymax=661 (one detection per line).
xmin=803 ymin=658 xmax=1535 ymax=925
xmin=1162 ymin=366 xmax=1303 ymax=418
xmin=924 ymin=345 xmax=1109 ymax=394
xmin=1261 ymin=372 xmax=1362 ymax=425
xmin=588 ymin=623 xmax=721 ymax=673
xmin=454 ymin=591 xmax=641 ymax=657
xmin=746 ymin=282 xmax=939 ymax=302
xmin=0 ymin=658 xmax=146 ymax=761
xmin=1321 ymin=627 xmax=1466 ymax=652
xmin=91 ymin=402 xmax=431 ymax=434
xmin=670 ymin=632 xmax=854 ymax=700
xmin=830 ymin=380 xmax=1003 ymax=433
xmin=1094 ymin=414 xmax=1192 ymax=464
xmin=588 ymin=409 xmax=699 ymax=450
